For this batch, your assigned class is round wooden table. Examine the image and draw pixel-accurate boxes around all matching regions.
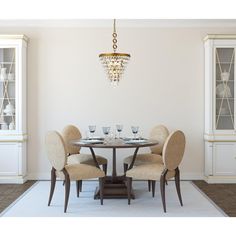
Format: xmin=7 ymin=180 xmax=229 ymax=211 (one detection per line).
xmin=71 ymin=138 xmax=158 ymax=199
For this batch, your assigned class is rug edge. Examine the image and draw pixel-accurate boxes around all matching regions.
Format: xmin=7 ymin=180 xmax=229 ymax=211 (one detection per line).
xmin=190 ymin=181 xmax=227 ymax=217
xmin=0 ymin=181 xmax=39 ymax=217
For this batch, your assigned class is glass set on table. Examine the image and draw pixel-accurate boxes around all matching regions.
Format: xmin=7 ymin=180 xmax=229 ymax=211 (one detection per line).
xmin=82 ymin=125 xmax=146 ymax=144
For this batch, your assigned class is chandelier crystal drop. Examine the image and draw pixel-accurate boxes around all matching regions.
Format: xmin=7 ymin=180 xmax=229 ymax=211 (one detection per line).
xmin=99 ymin=19 xmax=130 ymax=87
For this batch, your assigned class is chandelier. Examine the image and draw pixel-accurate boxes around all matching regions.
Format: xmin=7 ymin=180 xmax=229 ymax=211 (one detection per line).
xmin=99 ymin=19 xmax=130 ymax=87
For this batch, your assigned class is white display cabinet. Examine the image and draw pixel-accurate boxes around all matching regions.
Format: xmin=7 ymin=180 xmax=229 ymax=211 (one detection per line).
xmin=204 ymin=35 xmax=236 ymax=183
xmin=0 ymin=35 xmax=28 ymax=183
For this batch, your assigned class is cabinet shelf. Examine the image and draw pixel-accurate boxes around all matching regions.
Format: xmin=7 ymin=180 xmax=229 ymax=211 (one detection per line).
xmin=0 ymin=80 xmax=15 ymax=82
xmin=0 ymin=98 xmax=15 ymax=100
xmin=216 ymin=98 xmax=234 ymax=100
xmin=0 ymin=62 xmax=15 ymax=64
xmin=216 ymin=80 xmax=234 ymax=82
xmin=216 ymin=62 xmax=234 ymax=64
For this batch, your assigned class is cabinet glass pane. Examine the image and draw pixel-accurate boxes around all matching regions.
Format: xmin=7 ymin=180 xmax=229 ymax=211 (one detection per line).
xmin=0 ymin=48 xmax=15 ymax=131
xmin=215 ymin=48 xmax=235 ymax=130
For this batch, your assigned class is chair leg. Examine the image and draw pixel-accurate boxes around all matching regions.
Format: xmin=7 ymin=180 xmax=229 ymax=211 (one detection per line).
xmin=148 ymin=180 xmax=151 ymax=192
xmin=62 ymin=180 xmax=65 ymax=186
xmin=48 ymin=167 xmax=56 ymax=206
xmin=166 ymin=180 xmax=168 ymax=185
xmin=79 ymin=180 xmax=82 ymax=192
xmin=127 ymin=177 xmax=132 ymax=205
xmin=151 ymin=181 xmax=156 ymax=197
xmin=102 ymin=164 xmax=107 ymax=175
xmin=76 ymin=180 xmax=80 ymax=197
xmin=160 ymin=175 xmax=166 ymax=213
xmin=99 ymin=177 xmax=104 ymax=205
xmin=123 ymin=163 xmax=128 ymax=173
xmin=175 ymin=168 xmax=183 ymax=206
xmin=63 ymin=170 xmax=71 ymax=213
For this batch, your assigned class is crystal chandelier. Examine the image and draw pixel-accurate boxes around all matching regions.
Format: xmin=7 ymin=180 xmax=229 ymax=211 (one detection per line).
xmin=99 ymin=19 xmax=130 ymax=87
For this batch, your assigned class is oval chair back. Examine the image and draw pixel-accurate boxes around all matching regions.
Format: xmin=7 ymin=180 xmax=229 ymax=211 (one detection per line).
xmin=149 ymin=125 xmax=169 ymax=155
xmin=162 ymin=130 xmax=186 ymax=171
xmin=62 ymin=125 xmax=82 ymax=155
xmin=45 ymin=131 xmax=67 ymax=171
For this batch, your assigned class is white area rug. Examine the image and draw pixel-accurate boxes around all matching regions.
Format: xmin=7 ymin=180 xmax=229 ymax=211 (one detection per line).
xmin=1 ymin=181 xmax=226 ymax=217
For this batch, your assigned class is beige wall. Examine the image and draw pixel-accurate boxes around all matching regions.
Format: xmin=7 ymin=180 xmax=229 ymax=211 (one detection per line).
xmin=1 ymin=23 xmax=236 ymax=179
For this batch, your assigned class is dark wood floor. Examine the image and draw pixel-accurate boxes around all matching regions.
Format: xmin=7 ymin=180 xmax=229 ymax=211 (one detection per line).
xmin=0 ymin=181 xmax=36 ymax=214
xmin=192 ymin=180 xmax=236 ymax=217
xmin=0 ymin=180 xmax=235 ymax=216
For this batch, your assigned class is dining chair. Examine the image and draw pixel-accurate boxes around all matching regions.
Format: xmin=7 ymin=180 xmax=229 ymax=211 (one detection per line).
xmin=45 ymin=131 xmax=105 ymax=213
xmin=126 ymin=130 xmax=186 ymax=212
xmin=62 ymin=125 xmax=108 ymax=193
xmin=123 ymin=125 xmax=169 ymax=191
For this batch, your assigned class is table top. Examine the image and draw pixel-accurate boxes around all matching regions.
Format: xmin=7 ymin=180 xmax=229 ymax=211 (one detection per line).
xmin=71 ymin=138 xmax=159 ymax=149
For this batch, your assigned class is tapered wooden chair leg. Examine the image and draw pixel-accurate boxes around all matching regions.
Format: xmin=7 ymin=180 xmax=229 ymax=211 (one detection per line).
xmin=124 ymin=163 xmax=128 ymax=173
xmin=148 ymin=180 xmax=151 ymax=192
xmin=99 ymin=177 xmax=104 ymax=205
xmin=102 ymin=164 xmax=108 ymax=175
xmin=160 ymin=176 xmax=166 ymax=213
xmin=175 ymin=168 xmax=183 ymax=206
xmin=48 ymin=168 xmax=56 ymax=206
xmin=76 ymin=180 xmax=80 ymax=197
xmin=79 ymin=180 xmax=82 ymax=192
xmin=151 ymin=180 xmax=156 ymax=197
xmin=127 ymin=177 xmax=132 ymax=205
xmin=166 ymin=180 xmax=168 ymax=185
xmin=64 ymin=172 xmax=71 ymax=213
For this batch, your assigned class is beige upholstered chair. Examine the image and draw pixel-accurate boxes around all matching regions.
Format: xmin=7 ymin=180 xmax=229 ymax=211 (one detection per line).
xmin=62 ymin=125 xmax=108 ymax=192
xmin=45 ymin=131 xmax=105 ymax=213
xmin=123 ymin=125 xmax=169 ymax=191
xmin=126 ymin=130 xmax=186 ymax=212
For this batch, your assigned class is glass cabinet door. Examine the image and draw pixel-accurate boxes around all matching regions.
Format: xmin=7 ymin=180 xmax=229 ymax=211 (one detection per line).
xmin=0 ymin=48 xmax=16 ymax=131
xmin=215 ymin=47 xmax=235 ymax=130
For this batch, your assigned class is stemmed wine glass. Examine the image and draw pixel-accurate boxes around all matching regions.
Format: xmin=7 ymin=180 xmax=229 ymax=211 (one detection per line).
xmin=116 ymin=124 xmax=123 ymax=139
xmin=102 ymin=127 xmax=110 ymax=138
xmin=131 ymin=126 xmax=139 ymax=139
xmin=88 ymin=125 xmax=96 ymax=139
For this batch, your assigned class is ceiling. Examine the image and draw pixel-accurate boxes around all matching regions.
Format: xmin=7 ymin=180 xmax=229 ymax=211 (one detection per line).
xmin=1 ymin=19 xmax=236 ymax=28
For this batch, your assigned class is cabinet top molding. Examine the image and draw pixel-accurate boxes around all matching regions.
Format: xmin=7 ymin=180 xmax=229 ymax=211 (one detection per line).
xmin=204 ymin=34 xmax=236 ymax=41
xmin=0 ymin=34 xmax=28 ymax=42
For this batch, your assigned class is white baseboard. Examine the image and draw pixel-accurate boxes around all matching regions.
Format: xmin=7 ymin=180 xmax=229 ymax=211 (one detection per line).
xmin=204 ymin=175 xmax=236 ymax=183
xmin=27 ymin=172 xmax=204 ymax=181
xmin=0 ymin=175 xmax=27 ymax=184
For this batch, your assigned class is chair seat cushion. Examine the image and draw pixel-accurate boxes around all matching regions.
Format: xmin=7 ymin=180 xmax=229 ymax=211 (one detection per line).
xmin=67 ymin=153 xmax=107 ymax=166
xmin=123 ymin=153 xmax=163 ymax=166
xmin=56 ymin=164 xmax=105 ymax=181
xmin=126 ymin=163 xmax=175 ymax=181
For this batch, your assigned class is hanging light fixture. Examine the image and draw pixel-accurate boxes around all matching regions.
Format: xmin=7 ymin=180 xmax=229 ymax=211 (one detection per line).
xmin=99 ymin=19 xmax=130 ymax=87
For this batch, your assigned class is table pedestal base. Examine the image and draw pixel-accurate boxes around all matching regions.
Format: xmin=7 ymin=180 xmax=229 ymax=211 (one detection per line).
xmin=94 ymin=176 xmax=135 ymax=199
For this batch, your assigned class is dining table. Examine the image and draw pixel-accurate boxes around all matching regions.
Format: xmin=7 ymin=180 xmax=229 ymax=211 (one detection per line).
xmin=71 ymin=138 xmax=159 ymax=199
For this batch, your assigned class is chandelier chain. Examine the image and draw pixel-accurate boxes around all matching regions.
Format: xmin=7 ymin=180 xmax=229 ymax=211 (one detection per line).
xmin=112 ymin=19 xmax=117 ymax=52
